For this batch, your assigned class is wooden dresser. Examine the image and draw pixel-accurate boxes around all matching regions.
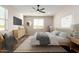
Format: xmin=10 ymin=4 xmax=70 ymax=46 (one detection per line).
xmin=12 ymin=28 xmax=26 ymax=41
xmin=70 ymin=37 xmax=79 ymax=52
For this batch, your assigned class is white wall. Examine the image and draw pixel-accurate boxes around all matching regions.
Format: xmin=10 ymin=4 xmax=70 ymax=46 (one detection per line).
xmin=2 ymin=6 xmax=23 ymax=33
xmin=53 ymin=6 xmax=79 ymax=29
xmin=24 ymin=16 xmax=53 ymax=35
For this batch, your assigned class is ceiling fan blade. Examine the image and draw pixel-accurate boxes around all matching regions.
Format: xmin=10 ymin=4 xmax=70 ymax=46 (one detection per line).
xmin=40 ymin=8 xmax=45 ymax=10
xmin=39 ymin=10 xmax=45 ymax=13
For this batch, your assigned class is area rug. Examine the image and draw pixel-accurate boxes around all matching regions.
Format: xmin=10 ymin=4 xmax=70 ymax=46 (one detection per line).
xmin=14 ymin=36 xmax=68 ymax=53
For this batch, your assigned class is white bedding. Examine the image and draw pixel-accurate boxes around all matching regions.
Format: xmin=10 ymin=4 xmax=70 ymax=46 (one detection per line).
xmin=30 ymin=32 xmax=70 ymax=46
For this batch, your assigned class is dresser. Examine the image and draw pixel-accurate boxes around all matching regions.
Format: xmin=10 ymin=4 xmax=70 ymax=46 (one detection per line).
xmin=12 ymin=28 xmax=26 ymax=41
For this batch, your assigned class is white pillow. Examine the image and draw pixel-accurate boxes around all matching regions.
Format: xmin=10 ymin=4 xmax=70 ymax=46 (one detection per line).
xmin=59 ymin=32 xmax=69 ymax=38
xmin=51 ymin=30 xmax=60 ymax=36
xmin=72 ymin=31 xmax=79 ymax=38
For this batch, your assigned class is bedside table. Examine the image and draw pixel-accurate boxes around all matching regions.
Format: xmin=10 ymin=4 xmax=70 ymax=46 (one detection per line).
xmin=70 ymin=37 xmax=79 ymax=52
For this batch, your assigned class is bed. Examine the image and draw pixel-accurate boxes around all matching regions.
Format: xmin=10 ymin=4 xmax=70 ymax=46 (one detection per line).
xmin=30 ymin=31 xmax=70 ymax=46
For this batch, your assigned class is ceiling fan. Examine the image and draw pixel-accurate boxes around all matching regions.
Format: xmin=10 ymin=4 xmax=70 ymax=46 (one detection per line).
xmin=32 ymin=5 xmax=46 ymax=13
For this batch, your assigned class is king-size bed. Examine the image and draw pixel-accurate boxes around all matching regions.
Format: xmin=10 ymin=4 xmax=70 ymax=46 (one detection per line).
xmin=29 ymin=31 xmax=70 ymax=46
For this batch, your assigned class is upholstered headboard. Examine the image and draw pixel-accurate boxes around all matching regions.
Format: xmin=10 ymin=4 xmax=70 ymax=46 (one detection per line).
xmin=55 ymin=28 xmax=72 ymax=34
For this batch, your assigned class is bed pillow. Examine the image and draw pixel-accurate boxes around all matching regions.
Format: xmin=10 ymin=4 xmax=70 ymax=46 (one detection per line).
xmin=58 ymin=32 xmax=69 ymax=38
xmin=72 ymin=31 xmax=79 ymax=38
xmin=3 ymin=32 xmax=17 ymax=52
xmin=51 ymin=30 xmax=60 ymax=36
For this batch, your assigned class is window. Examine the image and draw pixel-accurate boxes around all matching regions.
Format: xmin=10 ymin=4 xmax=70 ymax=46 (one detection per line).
xmin=61 ymin=15 xmax=72 ymax=28
xmin=33 ymin=19 xmax=44 ymax=29
xmin=0 ymin=6 xmax=8 ymax=30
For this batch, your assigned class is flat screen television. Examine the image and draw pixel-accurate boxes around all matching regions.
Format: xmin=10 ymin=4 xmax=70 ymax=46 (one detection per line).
xmin=13 ymin=16 xmax=22 ymax=25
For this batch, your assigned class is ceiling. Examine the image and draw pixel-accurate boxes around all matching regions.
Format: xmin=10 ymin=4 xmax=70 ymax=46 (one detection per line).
xmin=11 ymin=5 xmax=67 ymax=16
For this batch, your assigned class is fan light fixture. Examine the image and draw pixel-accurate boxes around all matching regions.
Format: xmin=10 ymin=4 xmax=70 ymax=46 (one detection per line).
xmin=32 ymin=5 xmax=46 ymax=13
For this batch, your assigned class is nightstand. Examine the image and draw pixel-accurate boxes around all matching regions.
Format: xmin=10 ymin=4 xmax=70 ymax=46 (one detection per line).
xmin=70 ymin=37 xmax=79 ymax=52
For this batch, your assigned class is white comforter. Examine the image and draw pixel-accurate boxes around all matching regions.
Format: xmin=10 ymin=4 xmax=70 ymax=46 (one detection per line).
xmin=30 ymin=32 xmax=70 ymax=46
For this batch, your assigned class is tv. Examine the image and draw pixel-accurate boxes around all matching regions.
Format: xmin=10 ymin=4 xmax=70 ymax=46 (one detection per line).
xmin=13 ymin=16 xmax=22 ymax=25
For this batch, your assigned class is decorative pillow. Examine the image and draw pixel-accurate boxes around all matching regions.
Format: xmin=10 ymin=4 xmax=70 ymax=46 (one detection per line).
xmin=58 ymin=32 xmax=69 ymax=38
xmin=51 ymin=30 xmax=60 ymax=36
xmin=3 ymin=32 xmax=17 ymax=51
xmin=72 ymin=31 xmax=79 ymax=38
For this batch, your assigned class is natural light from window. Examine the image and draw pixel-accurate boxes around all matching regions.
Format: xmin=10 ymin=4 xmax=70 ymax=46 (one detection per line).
xmin=33 ymin=19 xmax=44 ymax=29
xmin=61 ymin=15 xmax=72 ymax=28
xmin=0 ymin=6 xmax=8 ymax=30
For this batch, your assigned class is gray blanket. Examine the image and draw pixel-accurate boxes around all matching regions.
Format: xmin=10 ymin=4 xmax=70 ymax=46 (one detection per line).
xmin=36 ymin=32 xmax=50 ymax=45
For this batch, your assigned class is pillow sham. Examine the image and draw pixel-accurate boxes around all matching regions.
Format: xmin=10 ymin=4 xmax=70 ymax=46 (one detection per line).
xmin=58 ymin=32 xmax=70 ymax=38
xmin=72 ymin=31 xmax=79 ymax=38
xmin=51 ymin=30 xmax=60 ymax=36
